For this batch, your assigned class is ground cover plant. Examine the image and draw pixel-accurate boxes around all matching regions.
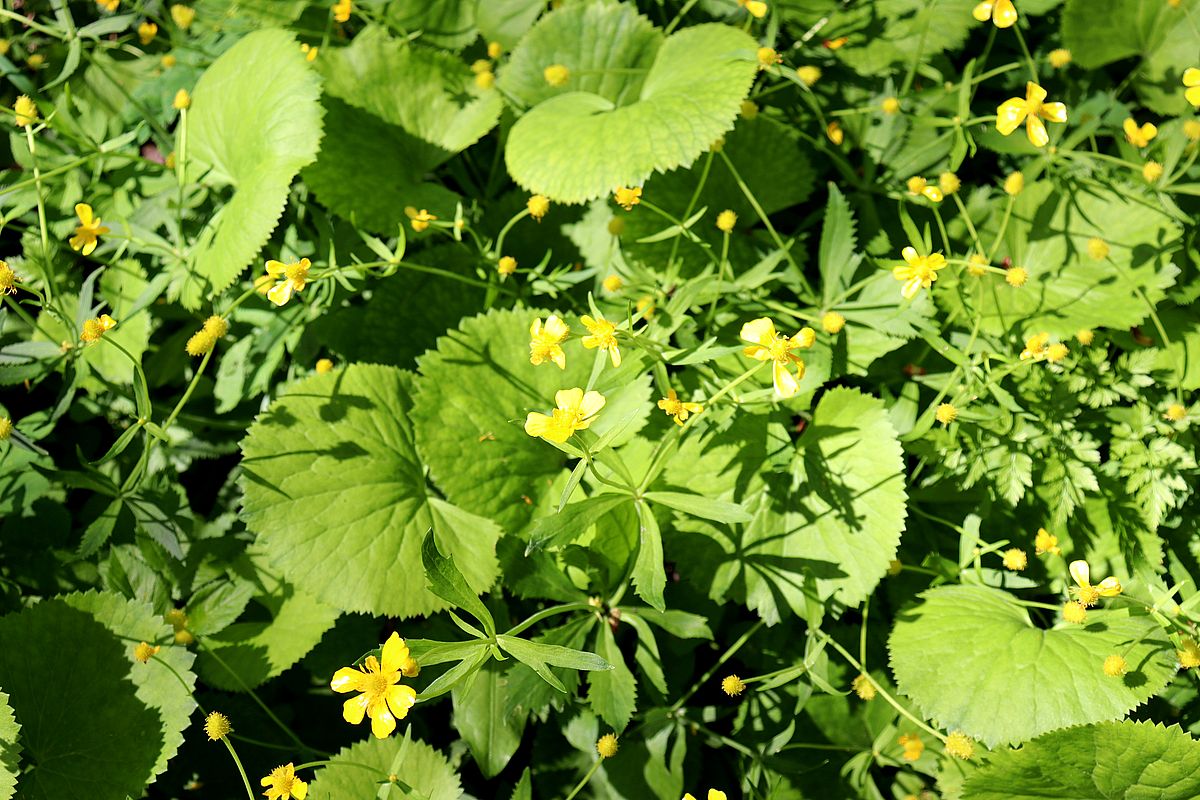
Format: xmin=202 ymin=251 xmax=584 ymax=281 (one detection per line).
xmin=2 ymin=0 xmax=1200 ymax=797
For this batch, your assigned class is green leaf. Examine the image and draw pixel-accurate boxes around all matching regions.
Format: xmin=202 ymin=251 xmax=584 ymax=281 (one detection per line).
xmin=422 ymin=527 xmax=496 ymax=637
xmin=496 ymin=634 xmax=612 ymax=692
xmin=240 ymin=365 xmax=501 ymax=617
xmin=503 ymin=6 xmax=757 ymax=203
xmin=181 ymin=28 xmax=323 ymax=308
xmin=411 ymin=308 xmax=651 ymax=534
xmin=587 ymin=623 xmax=638 ymax=730
xmin=0 ymin=691 xmax=20 ymax=800
xmin=632 ymin=500 xmax=666 ymax=611
xmin=526 ymin=493 xmax=633 ymax=551
xmin=0 ymin=599 xmax=178 ymax=799
xmin=889 ymin=585 xmax=1177 ymax=747
xmin=961 ymin=721 xmax=1200 ymax=799
xmin=451 ymin=663 xmax=527 ymax=778
xmin=812 ymin=0 xmax=979 ymax=76
xmin=477 ymin=0 xmax=544 ymax=50
xmin=387 ymin=0 xmax=478 ymax=50
xmin=643 ymin=491 xmax=751 ymax=523
xmin=818 ymin=182 xmax=860 ymax=303
xmin=308 ymin=734 xmax=461 ymax=800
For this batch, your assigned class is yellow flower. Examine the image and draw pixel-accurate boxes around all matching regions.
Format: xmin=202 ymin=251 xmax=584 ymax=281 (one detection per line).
xmin=162 ymin=53 xmax=177 ymax=68
xmin=527 ymin=194 xmax=550 ymax=221
xmin=173 ymin=88 xmax=191 ymax=110
xmin=1102 ymin=654 xmax=1127 ymax=677
xmin=740 ymin=99 xmax=759 ymax=118
xmin=1086 ymin=237 xmax=1110 ymax=259
xmin=683 ymin=792 xmax=728 ymax=800
xmin=138 ymin=21 xmax=158 ymax=45
xmin=721 ymin=675 xmax=746 ymax=696
xmin=1070 ymin=560 xmax=1121 ymax=607
xmin=1020 ymin=332 xmax=1050 ymax=360
xmin=332 ymin=0 xmax=351 ymax=23
xmin=826 ymin=121 xmax=844 ymax=145
xmin=716 ymin=209 xmax=737 ymax=233
xmin=658 ymin=389 xmax=702 ymax=426
xmin=824 ymin=36 xmax=848 ymax=49
xmin=1003 ymin=171 xmax=1025 ymax=196
xmin=529 ymin=314 xmax=569 ymax=369
xmin=821 ymin=311 xmax=845 ymax=334
xmin=602 ymin=274 xmax=623 ymax=292
xmin=1143 ymin=161 xmax=1164 ymax=182
xmin=70 ymin=203 xmax=110 ymax=256
xmin=0 ymin=417 xmax=11 ymax=441
xmin=0 ymin=261 xmax=18 ymax=295
xmin=81 ymin=314 xmax=117 ymax=343
xmin=1048 ymin=48 xmax=1071 ymax=68
xmin=0 ymin=40 xmax=9 ymax=56
xmin=1002 ymin=548 xmax=1027 ymax=571
xmin=1184 ymin=67 xmax=1200 ymax=106
xmin=1062 ymin=601 xmax=1087 ymax=624
xmin=1035 ymin=527 xmax=1060 ymax=555
xmin=316 ymin=358 xmax=334 ymax=374
xmin=471 ymin=59 xmax=492 ymax=74
xmin=613 ymin=186 xmax=642 ymax=211
xmin=475 ymin=70 xmax=495 ymax=89
xmin=597 ymin=734 xmax=619 ymax=758
xmin=263 ymin=258 xmax=311 ymax=307
xmin=796 ymin=65 xmax=821 ymax=86
xmin=851 ymin=674 xmax=876 ymax=700
xmin=972 ymin=0 xmax=1017 ymax=27
xmin=1177 ymin=637 xmax=1200 ymax=668
xmin=756 ymin=47 xmax=780 ymax=70
xmin=581 ymin=314 xmax=620 ymax=367
xmin=98 ymin=0 xmax=119 ymax=10
xmin=330 ymin=633 xmax=418 ymax=739
xmin=301 ymin=43 xmax=318 ymax=61
xmin=967 ymin=253 xmax=989 ymax=276
xmin=740 ymin=317 xmax=814 ymax=398
xmin=543 ymin=63 xmax=569 ymax=86
xmin=524 ymin=387 xmax=605 ymax=443
xmin=1166 ymin=403 xmax=1187 ymax=422
xmin=26 ymin=54 xmax=44 ymax=70
xmin=738 ymin=0 xmax=768 ymax=17
xmin=944 ymin=731 xmax=974 ymax=760
xmin=996 ymin=82 xmax=1066 ymax=147
xmin=882 ymin=96 xmax=901 ymax=114
xmin=1076 ymin=328 xmax=1095 ymax=345
xmin=1046 ymin=342 xmax=1069 ymax=362
xmin=204 ymin=711 xmax=231 ymax=741
xmin=171 ymin=4 xmax=195 ymax=28
xmin=938 ymin=172 xmax=961 ymax=195
xmin=899 ymin=733 xmax=924 ymax=761
xmin=1185 ymin=119 xmax=1200 ymax=141
xmin=487 ymin=41 xmax=503 ymax=59
xmin=261 ymin=763 xmax=308 ymax=800
xmin=906 ymin=176 xmax=943 ymax=203
xmin=892 ymin=247 xmax=947 ymax=299
xmin=185 ymin=316 xmax=228 ymax=356
xmin=636 ymin=295 xmax=656 ymax=319
xmin=936 ymin=403 xmax=957 ymax=425
xmin=405 ymin=207 xmax=437 ymax=231
xmin=497 ymin=256 xmax=517 ymax=278
xmin=1123 ymin=118 xmax=1157 ymax=148
xmin=133 ymin=642 xmax=160 ymax=663
xmin=1005 ymin=266 xmax=1028 ymax=287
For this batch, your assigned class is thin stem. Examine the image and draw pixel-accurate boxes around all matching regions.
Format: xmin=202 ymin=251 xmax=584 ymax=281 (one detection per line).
xmin=24 ymin=125 xmax=53 ymax=303
xmin=988 ymin=193 xmax=1015 ymax=262
xmin=161 ymin=349 xmax=212 ymax=431
xmin=564 ymin=758 xmax=604 ymax=800
xmin=1011 ymin=24 xmax=1040 ymax=84
xmin=669 ymin=620 xmax=764 ymax=712
xmin=220 ymin=737 xmax=257 ymax=800
xmin=505 ymin=602 xmax=595 ymax=637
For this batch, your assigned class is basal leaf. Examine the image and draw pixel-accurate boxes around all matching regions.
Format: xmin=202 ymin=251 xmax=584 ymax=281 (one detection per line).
xmin=307 ymin=734 xmax=461 ymax=800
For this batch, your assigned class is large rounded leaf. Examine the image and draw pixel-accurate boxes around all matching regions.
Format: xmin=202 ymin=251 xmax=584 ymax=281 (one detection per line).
xmin=0 ymin=691 xmax=18 ymax=800
xmin=307 ymin=735 xmax=461 ymax=800
xmin=239 ymin=365 xmax=501 ymax=617
xmin=961 ymin=721 xmax=1200 ymax=800
xmin=503 ymin=9 xmax=757 ymax=203
xmin=889 ymin=585 xmax=1177 ymax=747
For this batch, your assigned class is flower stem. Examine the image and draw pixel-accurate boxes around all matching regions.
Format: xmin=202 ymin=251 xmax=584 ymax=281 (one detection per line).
xmin=563 ymin=758 xmax=603 ymax=800
xmin=220 ymin=737 xmax=257 ymax=800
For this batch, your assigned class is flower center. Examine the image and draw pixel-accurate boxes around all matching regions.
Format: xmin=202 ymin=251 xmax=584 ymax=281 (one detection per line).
xmin=364 ymin=670 xmax=393 ymax=701
xmin=284 ymin=262 xmax=308 ymax=282
xmin=765 ymin=333 xmax=792 ymax=362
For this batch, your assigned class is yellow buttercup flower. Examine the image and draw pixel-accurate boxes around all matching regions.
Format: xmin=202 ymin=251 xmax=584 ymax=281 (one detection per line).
xmin=529 ymin=314 xmax=569 ymax=369
xmin=1143 ymin=161 xmax=1163 ymax=182
xmin=330 ymin=633 xmax=418 ymax=739
xmin=332 ymin=0 xmax=351 ymax=23
xmin=851 ymin=674 xmax=876 ymax=700
xmin=944 ymin=731 xmax=975 ymax=760
xmin=738 ymin=0 xmax=768 ymax=17
xmin=906 ymin=176 xmax=943 ymax=203
xmin=70 ymin=203 xmax=110 ymax=256
xmin=543 ymin=64 xmax=569 ymax=86
xmin=138 ymin=21 xmax=158 ymax=45
xmin=1048 ymin=48 xmax=1071 ymax=68
xmin=133 ymin=642 xmax=160 ymax=663
xmin=1020 ymin=331 xmax=1050 ymax=360
xmin=173 ymin=88 xmax=191 ymax=110
xmin=716 ymin=209 xmax=737 ymax=233
xmin=0 ymin=261 xmax=18 ymax=295
xmin=892 ymin=246 xmax=947 ymax=299
xmin=170 ymin=4 xmax=195 ymax=28
xmin=936 ymin=403 xmax=957 ymax=425
xmin=1005 ymin=266 xmax=1028 ymax=287
xmin=972 ymin=0 xmax=1016 ymax=27
xmin=98 ymin=0 xmax=119 ymax=10
xmin=1076 ymin=329 xmax=1095 ymax=346
xmin=1123 ymin=118 xmax=1157 ymax=147
xmin=1184 ymin=67 xmax=1200 ymax=106
xmin=821 ymin=311 xmax=845 ymax=334
xmin=597 ymin=734 xmax=619 ymax=758
xmin=1034 ymin=527 xmax=1060 ymax=555
xmin=261 ymin=763 xmax=308 ymax=800
xmin=796 ymin=65 xmax=821 ymax=86
xmin=967 ymin=253 xmax=989 ymax=276
xmin=996 ymin=81 xmax=1067 ymax=147
xmin=263 ymin=258 xmax=311 ymax=307
xmin=1046 ymin=342 xmax=1069 ymax=362
xmin=1003 ymin=171 xmax=1025 ymax=196
xmin=602 ymin=274 xmax=623 ymax=292
xmin=1102 ymin=654 xmax=1127 ymax=677
xmin=1062 ymin=601 xmax=1087 ymax=624
xmin=524 ymin=387 xmax=605 ymax=443
xmin=1165 ymin=403 xmax=1187 ymax=422
xmin=497 ymin=256 xmax=517 ymax=278
xmin=527 ymin=194 xmax=550 ymax=221
xmin=581 ymin=314 xmax=620 ymax=367
xmin=316 ymin=358 xmax=334 ymax=374
xmin=13 ymin=95 xmax=37 ymax=127
xmin=826 ymin=121 xmax=844 ymax=145
xmin=740 ymin=317 xmax=814 ymax=398
xmin=204 ymin=711 xmax=231 ymax=740
xmin=81 ymin=314 xmax=117 ymax=344
xmin=721 ymin=674 xmax=746 ymax=696
xmin=1002 ymin=548 xmax=1027 ymax=571
xmin=938 ymin=172 xmax=961 ymax=195
xmin=1069 ymin=560 xmax=1121 ymax=607
xmin=899 ymin=733 xmax=924 ymax=761
xmin=1177 ymin=638 xmax=1200 ymax=668
xmin=404 ymin=206 xmax=436 ymax=231
xmin=683 ymin=792 xmax=728 ymax=800
xmin=756 ymin=47 xmax=780 ymax=70
xmin=1087 ymin=237 xmax=1110 ymax=260
xmin=613 ymin=186 xmax=642 ymax=211
xmin=658 ymin=389 xmax=702 ymax=426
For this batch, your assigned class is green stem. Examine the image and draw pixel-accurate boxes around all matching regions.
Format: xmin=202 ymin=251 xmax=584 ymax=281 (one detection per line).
xmin=1011 ymin=24 xmax=1040 ymax=84
xmin=506 ymin=602 xmax=595 ymax=637
xmin=160 ymin=349 xmax=212 ymax=431
xmin=220 ymin=737 xmax=257 ymax=800
xmin=24 ymin=125 xmax=53 ymax=303
xmin=563 ymin=758 xmax=604 ymax=800
xmin=669 ymin=620 xmax=764 ymax=712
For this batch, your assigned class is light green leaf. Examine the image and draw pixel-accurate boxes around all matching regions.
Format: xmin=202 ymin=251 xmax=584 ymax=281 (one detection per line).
xmin=422 ymin=527 xmax=496 ymax=637
xmin=644 ymin=491 xmax=751 ymax=523
xmin=813 ymin=0 xmax=979 ymax=76
xmin=961 ymin=721 xmax=1200 ymax=799
xmin=240 ymin=365 xmax=501 ymax=617
xmin=503 ymin=9 xmax=757 ymax=203
xmin=308 ymin=734 xmax=461 ymax=800
xmin=818 ymin=182 xmax=859 ymax=303
xmin=633 ymin=500 xmax=666 ymax=611
xmin=477 ymin=0 xmax=544 ymax=50
xmin=587 ymin=623 xmax=638 ymax=730
xmin=0 ymin=691 xmax=20 ymax=800
xmin=387 ymin=0 xmax=478 ymax=50
xmin=452 ymin=663 xmax=527 ymax=778
xmin=181 ymin=28 xmax=323 ymax=308
xmin=411 ymin=308 xmax=651 ymax=534
xmin=890 ymin=585 xmax=1177 ymax=747
xmin=526 ymin=493 xmax=632 ymax=550
xmin=497 ymin=634 xmax=612 ymax=692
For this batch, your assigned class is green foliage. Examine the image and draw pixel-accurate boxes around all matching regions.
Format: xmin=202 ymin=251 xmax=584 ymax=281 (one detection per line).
xmin=308 ymin=734 xmax=462 ymax=800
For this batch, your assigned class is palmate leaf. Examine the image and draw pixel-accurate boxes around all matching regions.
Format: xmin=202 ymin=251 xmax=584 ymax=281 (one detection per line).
xmin=961 ymin=721 xmax=1200 ymax=800
xmin=0 ymin=691 xmax=19 ymax=800
xmin=239 ymin=365 xmax=501 ymax=618
xmin=889 ymin=585 xmax=1177 ymax=747
xmin=502 ymin=2 xmax=757 ymax=203
xmin=180 ymin=28 xmax=323 ymax=309
xmin=307 ymin=734 xmax=461 ymax=800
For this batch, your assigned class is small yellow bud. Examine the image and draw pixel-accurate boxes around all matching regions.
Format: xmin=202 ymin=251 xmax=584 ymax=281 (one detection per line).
xmin=316 ymin=358 xmax=334 ymax=374
xmin=887 ymin=559 xmax=903 ymax=575
xmin=1046 ymin=342 xmax=1069 ymax=362
xmin=165 ymin=152 xmax=177 ymax=170
xmin=173 ymin=88 xmax=191 ymax=110
xmin=1076 ymin=328 xmax=1095 ymax=345
xmin=607 ymin=218 xmax=625 ymax=237
xmin=756 ymin=47 xmax=780 ymax=70
xmin=0 ymin=417 xmax=12 ymax=441
xmin=26 ymin=54 xmax=44 ymax=69
xmin=881 ymin=96 xmax=900 ymax=114
xmin=821 ymin=311 xmax=846 ymax=334
xmin=602 ymin=274 xmax=623 ymax=292
xmin=967 ymin=253 xmax=989 ymax=276
xmin=1166 ymin=403 xmax=1187 ymax=422
xmin=543 ymin=64 xmax=569 ymax=87
xmin=1102 ymin=654 xmax=1127 ymax=677
xmin=204 ymin=711 xmax=232 ymax=741
xmin=1062 ymin=601 xmax=1088 ymax=624
xmin=944 ymin=731 xmax=974 ymax=760
xmin=134 ymin=641 xmax=160 ymax=663
xmin=527 ymin=194 xmax=550 ymax=221
xmin=170 ymin=4 xmax=195 ymax=29
xmin=1035 ymin=527 xmax=1060 ymax=555
xmin=899 ymin=733 xmax=924 ymax=761
xmin=1001 ymin=548 xmax=1027 ymax=571
xmin=14 ymin=95 xmax=37 ymax=127
xmin=161 ymin=53 xmax=178 ymax=68
xmin=138 ymin=21 xmax=158 ymax=45
xmin=1143 ymin=160 xmax=1164 ymax=182
xmin=1048 ymin=48 xmax=1071 ymax=68
xmin=1005 ymin=267 xmax=1028 ymax=287
xmin=301 ymin=43 xmax=318 ymax=61
xmin=0 ymin=40 xmax=10 ymax=56
xmin=497 ymin=256 xmax=517 ymax=277
xmin=935 ymin=403 xmax=958 ymax=425
xmin=739 ymin=0 xmax=769 ymax=17
xmin=1003 ymin=171 xmax=1024 ymax=196
xmin=1086 ymin=237 xmax=1110 ymax=260
xmin=796 ymin=65 xmax=821 ymax=86
xmin=826 ymin=121 xmax=844 ymax=146
xmin=175 ymin=629 xmax=195 ymax=645
xmin=81 ymin=314 xmax=118 ymax=343
xmin=1185 ymin=120 xmax=1200 ymax=141
xmin=474 ymin=70 xmax=495 ymax=90
xmin=596 ymin=733 xmax=618 ymax=758
xmin=938 ymin=172 xmax=960 ymax=195
xmin=740 ymin=99 xmax=759 ymax=119
xmin=851 ymin=674 xmax=876 ymax=700
xmin=1177 ymin=637 xmax=1200 ymax=668
xmin=716 ymin=209 xmax=738 ymax=233
xmin=487 ymin=41 xmax=503 ymax=59
xmin=721 ymin=674 xmax=747 ymax=697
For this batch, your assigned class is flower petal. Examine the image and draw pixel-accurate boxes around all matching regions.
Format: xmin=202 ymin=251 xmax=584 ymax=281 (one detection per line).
xmin=1187 ymin=85 xmax=1200 ymax=107
xmin=265 ymin=260 xmax=286 ymax=277
xmin=1096 ymin=576 xmax=1122 ymax=597
xmin=386 ymin=685 xmax=417 ymax=720
xmin=773 ymin=360 xmax=798 ymax=398
xmin=995 ymin=98 xmax=1027 ymax=135
xmin=739 ymin=317 xmax=775 ymax=345
xmin=1026 ymin=115 xmax=1049 ymax=148
xmin=1068 ymin=559 xmax=1090 ymax=588
xmin=369 ymin=704 xmax=397 ymax=738
xmin=544 ymin=314 xmax=569 ymax=339
xmin=330 ymin=666 xmax=364 ymax=693
xmin=550 ymin=346 xmax=566 ymax=370
xmin=992 ymin=0 xmax=1016 ymax=27
xmin=1024 ymin=81 xmax=1048 ymax=106
xmin=608 ymin=345 xmax=621 ymax=368
xmin=524 ymin=412 xmax=552 ymax=438
xmin=342 ymin=693 xmax=368 ymax=724
xmin=380 ymin=632 xmax=409 ymax=674
xmin=1040 ymin=102 xmax=1067 ymax=124
xmin=901 ymin=245 xmax=918 ymax=264
xmin=1185 ymin=67 xmax=1200 ymax=87
xmin=82 ymin=238 xmax=98 ymax=257
xmin=901 ymin=276 xmax=922 ymax=299
xmin=578 ymin=390 xmax=606 ymax=420
xmin=266 ymin=281 xmax=294 ymax=307
xmin=291 ymin=778 xmax=308 ymax=800
xmin=75 ymin=203 xmax=94 ymax=226
xmin=971 ymin=1 xmax=993 ymax=22
xmin=554 ymin=387 xmax=584 ymax=412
